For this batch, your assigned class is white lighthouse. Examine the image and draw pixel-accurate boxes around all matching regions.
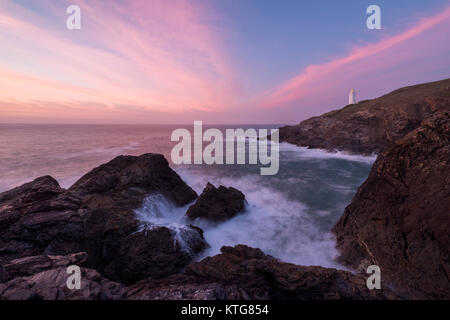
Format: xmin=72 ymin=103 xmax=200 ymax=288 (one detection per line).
xmin=349 ymin=88 xmax=356 ymax=105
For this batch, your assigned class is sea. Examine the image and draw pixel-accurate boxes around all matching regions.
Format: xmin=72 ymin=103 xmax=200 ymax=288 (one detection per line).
xmin=0 ymin=124 xmax=377 ymax=269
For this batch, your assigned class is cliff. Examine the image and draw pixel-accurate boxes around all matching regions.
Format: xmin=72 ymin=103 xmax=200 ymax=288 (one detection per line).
xmin=279 ymin=78 xmax=450 ymax=154
xmin=333 ymin=110 xmax=450 ymax=299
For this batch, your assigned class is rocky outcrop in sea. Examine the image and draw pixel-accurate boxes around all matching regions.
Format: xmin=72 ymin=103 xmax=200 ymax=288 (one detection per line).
xmin=186 ymin=182 xmax=246 ymax=222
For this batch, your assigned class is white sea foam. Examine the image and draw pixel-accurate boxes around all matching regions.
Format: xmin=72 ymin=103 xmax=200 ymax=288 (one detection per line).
xmin=134 ymin=193 xmax=200 ymax=254
xmin=279 ymin=142 xmax=377 ymax=164
xmin=175 ymin=169 xmax=344 ymax=269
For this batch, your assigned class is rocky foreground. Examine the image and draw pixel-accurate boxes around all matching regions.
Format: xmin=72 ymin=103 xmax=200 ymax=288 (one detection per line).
xmin=0 ymin=153 xmax=396 ymax=300
xmin=279 ymin=78 xmax=450 ymax=154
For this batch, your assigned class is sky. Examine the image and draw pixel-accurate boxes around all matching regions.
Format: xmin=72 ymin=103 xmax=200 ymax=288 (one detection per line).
xmin=0 ymin=0 xmax=449 ymax=124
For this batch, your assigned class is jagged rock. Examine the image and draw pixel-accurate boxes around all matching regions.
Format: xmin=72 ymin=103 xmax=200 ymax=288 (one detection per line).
xmin=0 ymin=153 xmax=203 ymax=284
xmin=68 ymin=153 xmax=198 ymax=209
xmin=0 ymin=252 xmax=87 ymax=283
xmin=0 ymin=176 xmax=84 ymax=263
xmin=333 ymin=111 xmax=450 ymax=299
xmin=0 ymin=267 xmax=125 ymax=300
xmin=126 ymin=245 xmax=397 ymax=300
xmin=104 ymin=225 xmax=206 ymax=284
xmin=127 ymin=281 xmax=226 ymax=300
xmin=0 ymin=175 xmax=65 ymax=235
xmin=279 ymin=78 xmax=450 ymax=154
xmin=186 ymin=183 xmax=246 ymax=222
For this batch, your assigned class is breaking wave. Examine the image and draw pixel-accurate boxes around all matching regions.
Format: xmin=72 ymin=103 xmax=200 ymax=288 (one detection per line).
xmin=134 ymin=193 xmax=200 ymax=255
xmin=178 ymin=170 xmax=343 ymax=268
xmin=132 ymin=145 xmax=375 ymax=269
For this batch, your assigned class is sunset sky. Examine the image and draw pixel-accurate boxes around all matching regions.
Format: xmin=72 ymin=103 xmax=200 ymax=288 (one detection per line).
xmin=1 ymin=0 xmax=449 ymax=124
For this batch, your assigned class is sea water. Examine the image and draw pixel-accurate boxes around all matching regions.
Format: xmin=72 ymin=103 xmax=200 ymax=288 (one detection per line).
xmin=0 ymin=123 xmax=376 ymax=269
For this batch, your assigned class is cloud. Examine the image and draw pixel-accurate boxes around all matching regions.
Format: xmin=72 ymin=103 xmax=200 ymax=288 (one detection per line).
xmin=0 ymin=0 xmax=241 ymax=120
xmin=260 ymin=6 xmax=450 ymax=109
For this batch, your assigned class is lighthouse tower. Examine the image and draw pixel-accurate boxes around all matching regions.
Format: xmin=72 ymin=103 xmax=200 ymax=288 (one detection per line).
xmin=349 ymin=89 xmax=356 ymax=105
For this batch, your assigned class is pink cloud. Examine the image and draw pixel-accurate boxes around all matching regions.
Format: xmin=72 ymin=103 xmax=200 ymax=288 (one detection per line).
xmin=0 ymin=0 xmax=241 ymax=121
xmin=260 ymin=6 xmax=450 ymax=109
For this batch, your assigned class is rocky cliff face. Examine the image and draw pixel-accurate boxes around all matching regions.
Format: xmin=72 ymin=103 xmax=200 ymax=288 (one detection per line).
xmin=279 ymin=78 xmax=450 ymax=154
xmin=333 ymin=111 xmax=450 ymax=299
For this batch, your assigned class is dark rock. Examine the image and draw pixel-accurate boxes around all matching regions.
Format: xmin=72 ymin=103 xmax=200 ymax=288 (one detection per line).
xmin=0 ymin=176 xmax=84 ymax=263
xmin=186 ymin=183 xmax=246 ymax=222
xmin=0 ymin=176 xmax=65 ymax=231
xmin=279 ymin=78 xmax=450 ymax=154
xmin=104 ymin=225 xmax=206 ymax=284
xmin=332 ymin=111 xmax=450 ymax=299
xmin=127 ymin=280 xmax=226 ymax=300
xmin=68 ymin=153 xmax=200 ymax=278
xmin=68 ymin=153 xmax=197 ymax=209
xmin=0 ymin=267 xmax=125 ymax=300
xmin=0 ymin=153 xmax=204 ymax=284
xmin=126 ymin=245 xmax=397 ymax=300
xmin=0 ymin=252 xmax=87 ymax=283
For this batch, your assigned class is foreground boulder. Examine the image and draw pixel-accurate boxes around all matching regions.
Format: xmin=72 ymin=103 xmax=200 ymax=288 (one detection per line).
xmin=67 ymin=153 xmax=198 ymax=209
xmin=0 ymin=153 xmax=204 ymax=283
xmin=0 ymin=252 xmax=87 ymax=283
xmin=186 ymin=183 xmax=246 ymax=222
xmin=0 ymin=176 xmax=64 ymax=230
xmin=126 ymin=245 xmax=397 ymax=300
xmin=333 ymin=111 xmax=450 ymax=299
xmin=0 ymin=252 xmax=124 ymax=300
xmin=0 ymin=176 xmax=83 ymax=264
xmin=104 ymin=225 xmax=206 ymax=283
xmin=0 ymin=267 xmax=125 ymax=300
xmin=279 ymin=78 xmax=450 ymax=154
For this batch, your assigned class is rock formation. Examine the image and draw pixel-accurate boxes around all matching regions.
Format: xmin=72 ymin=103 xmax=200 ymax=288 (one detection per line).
xmin=104 ymin=225 xmax=206 ymax=283
xmin=0 ymin=154 xmax=205 ymax=284
xmin=0 ymin=266 xmax=125 ymax=300
xmin=186 ymin=183 xmax=246 ymax=222
xmin=126 ymin=245 xmax=397 ymax=300
xmin=0 ymin=252 xmax=87 ymax=283
xmin=0 ymin=251 xmax=125 ymax=300
xmin=333 ymin=111 xmax=450 ymax=299
xmin=279 ymin=78 xmax=450 ymax=154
